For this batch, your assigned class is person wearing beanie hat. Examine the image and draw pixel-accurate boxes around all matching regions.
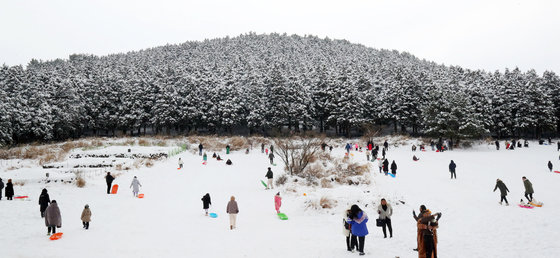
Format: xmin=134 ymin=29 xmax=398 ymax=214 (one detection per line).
xmin=81 ymin=204 xmax=92 ymax=229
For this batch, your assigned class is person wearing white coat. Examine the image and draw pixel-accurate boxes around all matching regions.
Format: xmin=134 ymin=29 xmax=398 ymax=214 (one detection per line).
xmin=130 ymin=176 xmax=142 ymax=197
xmin=377 ymin=199 xmax=393 ymax=238
xmin=377 ymin=158 xmax=384 ymax=173
xmin=343 ymin=207 xmax=356 ymax=252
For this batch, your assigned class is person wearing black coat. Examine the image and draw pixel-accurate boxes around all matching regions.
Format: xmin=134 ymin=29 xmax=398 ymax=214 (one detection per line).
xmin=449 ymin=160 xmax=457 ymax=179
xmin=382 ymin=148 xmax=386 ymax=159
xmin=198 ymin=143 xmax=203 ymax=156
xmin=548 ymin=161 xmax=553 ymax=172
xmin=201 ymin=193 xmax=212 ymax=216
xmin=493 ymin=179 xmax=509 ymax=205
xmin=383 ymin=141 xmax=389 ymax=150
xmin=105 ymin=172 xmax=115 ymax=194
xmin=557 ymin=141 xmax=560 ymax=151
xmin=390 ymin=161 xmax=397 ymax=175
xmin=495 ymin=140 xmax=500 ymax=150
xmin=5 ymin=179 xmax=14 ymax=200
xmin=265 ymin=167 xmax=274 ymax=190
xmin=0 ymin=178 xmax=3 ymax=200
xmin=39 ymin=188 xmax=51 ymax=217
xmin=382 ymin=159 xmax=389 ymax=175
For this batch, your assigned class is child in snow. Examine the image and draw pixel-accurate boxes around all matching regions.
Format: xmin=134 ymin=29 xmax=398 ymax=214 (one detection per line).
xmin=45 ymin=200 xmax=61 ymax=235
xmin=38 ymin=188 xmax=51 ymax=217
xmin=226 ymin=196 xmax=239 ymax=230
xmin=178 ymin=158 xmax=184 ymax=169
xmin=347 ymin=204 xmax=368 ymax=256
xmin=226 ymin=159 xmax=233 ymax=165
xmin=245 ymin=148 xmax=249 ymax=154
xmin=201 ymin=193 xmax=211 ymax=216
xmin=268 ymin=153 xmax=275 ymax=165
xmin=81 ymin=204 xmax=91 ymax=229
xmin=226 ymin=145 xmax=231 ymax=154
xmin=203 ymin=152 xmax=208 ymax=161
xmin=493 ymin=179 xmax=509 ymax=205
xmin=130 ymin=176 xmax=142 ymax=197
xmin=212 ymin=152 xmax=217 ymax=158
xmin=217 ymin=155 xmax=222 ymax=161
xmin=274 ymin=192 xmax=282 ymax=213
xmin=343 ymin=208 xmax=355 ymax=252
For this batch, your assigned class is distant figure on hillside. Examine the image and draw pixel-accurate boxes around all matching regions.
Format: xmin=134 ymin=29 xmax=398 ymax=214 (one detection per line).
xmin=5 ymin=179 xmax=14 ymax=200
xmin=201 ymin=193 xmax=211 ymax=216
xmin=449 ymin=160 xmax=457 ymax=179
xmin=557 ymin=141 xmax=560 ymax=151
xmin=261 ymin=143 xmax=265 ymax=153
xmin=372 ymin=148 xmax=378 ymax=160
xmin=549 ymin=137 xmax=552 ymax=145
xmin=377 ymin=158 xmax=384 ymax=173
xmin=329 ymin=145 xmax=333 ymax=152
xmin=413 ymin=155 xmax=419 ymax=161
xmin=212 ymin=152 xmax=217 ymax=158
xmin=412 ymin=145 xmax=417 ymax=151
xmin=343 ymin=207 xmax=354 ymax=252
xmin=198 ymin=143 xmax=203 ymax=156
xmin=203 ymin=153 xmax=208 ymax=162
xmin=270 ymin=145 xmax=274 ymax=154
xmin=366 ymin=151 xmax=370 ymax=161
xmin=494 ymin=179 xmax=509 ymax=206
xmin=524 ymin=140 xmax=529 ymax=148
xmin=495 ymin=140 xmax=500 ymax=150
xmin=383 ymin=140 xmax=389 ymax=150
xmin=510 ymin=140 xmax=515 ymax=150
xmin=390 ymin=161 xmax=397 ymax=175
xmin=45 ymin=200 xmax=61 ymax=236
xmin=130 ymin=176 xmax=142 ymax=197
xmin=522 ymin=176 xmax=534 ymax=202
xmin=382 ymin=148 xmax=386 ymax=159
xmin=226 ymin=196 xmax=239 ymax=230
xmin=382 ymin=159 xmax=389 ymax=175
xmin=245 ymin=148 xmax=249 ymax=154
xmin=355 ymin=143 xmax=359 ymax=151
xmin=38 ymin=188 xmax=51 ymax=218
xmin=105 ymin=172 xmax=115 ymax=194
xmin=268 ymin=152 xmax=275 ymax=165
xmin=81 ymin=204 xmax=92 ymax=230
xmin=0 ymin=178 xmax=3 ymax=200
xmin=430 ymin=140 xmax=435 ymax=151
xmin=226 ymin=159 xmax=233 ymax=165
xmin=226 ymin=145 xmax=231 ymax=154
xmin=265 ymin=167 xmax=274 ymax=190
xmin=548 ymin=161 xmax=553 ymax=172
xmin=216 ymin=155 xmax=222 ymax=161
xmin=178 ymin=158 xmax=184 ymax=169
xmin=274 ymin=192 xmax=282 ymax=213
xmin=345 ymin=143 xmax=351 ymax=153
xmin=517 ymin=141 xmax=522 ymax=148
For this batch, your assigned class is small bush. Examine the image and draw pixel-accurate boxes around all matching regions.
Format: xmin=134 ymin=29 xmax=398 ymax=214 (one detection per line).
xmin=320 ymin=178 xmax=333 ymax=188
xmin=76 ymin=175 xmax=86 ymax=188
xmin=13 ymin=180 xmax=25 ymax=186
xmin=228 ymin=136 xmax=248 ymax=151
xmin=276 ymin=174 xmax=288 ymax=186
xmin=320 ymin=196 xmax=336 ymax=209
xmin=138 ymin=139 xmax=150 ymax=146
xmin=145 ymin=160 xmax=154 ymax=168
xmin=115 ymin=163 xmax=123 ymax=170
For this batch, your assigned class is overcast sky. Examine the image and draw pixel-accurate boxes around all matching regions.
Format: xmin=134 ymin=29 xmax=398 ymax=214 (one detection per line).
xmin=1 ymin=0 xmax=558 ymax=73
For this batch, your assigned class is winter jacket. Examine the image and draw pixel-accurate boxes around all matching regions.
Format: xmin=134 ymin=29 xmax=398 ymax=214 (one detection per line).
xmin=347 ymin=211 xmax=369 ymax=237
xmin=523 ymin=179 xmax=534 ymax=194
xmin=345 ymin=144 xmax=351 ymax=151
xmin=202 ymin=194 xmax=211 ymax=209
xmin=493 ymin=180 xmax=509 ymax=196
xmin=274 ymin=195 xmax=282 ymax=212
xmin=130 ymin=178 xmax=142 ymax=193
xmin=390 ymin=161 xmax=397 ymax=173
xmin=5 ymin=182 xmax=14 ymax=198
xmin=0 ymin=179 xmax=3 ymax=198
xmin=268 ymin=153 xmax=275 ymax=160
xmin=106 ymin=174 xmax=115 ymax=185
xmin=178 ymin=159 xmax=184 ymax=165
xmin=39 ymin=191 xmax=51 ymax=211
xmin=265 ymin=169 xmax=273 ymax=179
xmin=384 ymin=141 xmax=389 ymax=149
xmin=198 ymin=144 xmax=203 ymax=151
xmin=81 ymin=207 xmax=92 ymax=222
xmin=449 ymin=161 xmax=456 ymax=172
xmin=378 ymin=204 xmax=393 ymax=219
xmin=44 ymin=203 xmax=62 ymax=227
xmin=226 ymin=200 xmax=239 ymax=214
xmin=383 ymin=159 xmax=389 ymax=172
xmin=270 ymin=145 xmax=274 ymax=153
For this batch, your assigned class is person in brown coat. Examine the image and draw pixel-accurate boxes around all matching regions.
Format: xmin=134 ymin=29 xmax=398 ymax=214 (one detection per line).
xmin=417 ymin=210 xmax=442 ymax=258
xmin=226 ymin=196 xmax=239 ymax=230
xmin=45 ymin=200 xmax=62 ymax=235
xmin=81 ymin=204 xmax=92 ymax=230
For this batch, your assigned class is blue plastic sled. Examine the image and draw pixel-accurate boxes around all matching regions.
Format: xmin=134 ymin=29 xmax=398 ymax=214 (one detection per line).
xmin=209 ymin=213 xmax=218 ymax=218
xmin=389 ymin=173 xmax=396 ymax=178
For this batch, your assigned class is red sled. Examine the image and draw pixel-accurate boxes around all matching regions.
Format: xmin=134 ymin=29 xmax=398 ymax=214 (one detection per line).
xmin=14 ymin=196 xmax=29 ymax=199
xmin=50 ymin=232 xmax=63 ymax=240
xmin=111 ymin=184 xmax=119 ymax=194
xmin=554 ymin=171 xmax=560 ymax=174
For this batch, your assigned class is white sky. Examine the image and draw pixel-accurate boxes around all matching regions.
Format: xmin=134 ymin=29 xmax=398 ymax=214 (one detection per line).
xmin=1 ymin=0 xmax=559 ymax=73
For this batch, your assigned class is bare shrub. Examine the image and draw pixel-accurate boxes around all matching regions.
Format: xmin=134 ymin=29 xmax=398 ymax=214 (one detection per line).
xmin=228 ymin=136 xmax=248 ymax=151
xmin=305 ymin=200 xmax=320 ymax=210
xmin=320 ymin=196 xmax=336 ymax=209
xmin=76 ymin=175 xmax=86 ymax=188
xmin=13 ymin=180 xmax=25 ymax=186
xmin=303 ymin=163 xmax=326 ymax=179
xmin=23 ymin=146 xmax=43 ymax=159
xmin=39 ymin=152 xmax=61 ymax=165
xmin=320 ymin=178 xmax=333 ymax=188
xmin=145 ymin=160 xmax=154 ymax=168
xmin=274 ymin=137 xmax=320 ymax=176
xmin=276 ymin=174 xmax=288 ymax=186
xmin=91 ymin=140 xmax=103 ymax=147
xmin=115 ymin=163 xmax=123 ymax=170
xmin=155 ymin=140 xmax=167 ymax=147
xmin=138 ymin=139 xmax=150 ymax=146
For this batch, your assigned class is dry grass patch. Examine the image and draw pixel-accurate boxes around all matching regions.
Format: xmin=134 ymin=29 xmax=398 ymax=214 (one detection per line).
xmin=75 ymin=174 xmax=86 ymax=188
xmin=276 ymin=174 xmax=288 ymax=186
xmin=228 ymin=136 xmax=248 ymax=151
xmin=320 ymin=196 xmax=336 ymax=209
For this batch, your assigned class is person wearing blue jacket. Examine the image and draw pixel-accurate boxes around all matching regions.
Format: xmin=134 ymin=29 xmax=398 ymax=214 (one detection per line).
xmin=345 ymin=143 xmax=351 ymax=154
xmin=347 ymin=204 xmax=369 ymax=255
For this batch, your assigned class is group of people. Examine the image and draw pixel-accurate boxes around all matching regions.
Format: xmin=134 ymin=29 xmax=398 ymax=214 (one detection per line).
xmin=0 ymin=178 xmax=14 ymax=200
xmin=493 ymin=177 xmax=536 ymax=206
xmin=36 ymin=188 xmax=92 ymax=235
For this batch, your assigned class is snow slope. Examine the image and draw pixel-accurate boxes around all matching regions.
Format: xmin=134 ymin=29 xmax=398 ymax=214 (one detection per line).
xmin=1 ymin=140 xmax=560 ymax=258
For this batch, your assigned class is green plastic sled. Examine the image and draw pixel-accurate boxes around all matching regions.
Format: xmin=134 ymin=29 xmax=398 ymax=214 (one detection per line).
xmin=261 ymin=180 xmax=268 ymax=188
xmin=277 ymin=213 xmax=288 ymax=220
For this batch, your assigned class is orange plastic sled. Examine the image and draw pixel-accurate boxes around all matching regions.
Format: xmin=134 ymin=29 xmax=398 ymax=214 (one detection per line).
xmin=50 ymin=232 xmax=63 ymax=240
xmin=138 ymin=194 xmax=144 ymax=198
xmin=111 ymin=184 xmax=119 ymax=194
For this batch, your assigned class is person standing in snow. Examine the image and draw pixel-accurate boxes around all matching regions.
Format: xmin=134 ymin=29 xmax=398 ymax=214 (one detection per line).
xmin=38 ymin=188 xmax=51 ymax=217
xmin=412 ymin=205 xmax=427 ymax=252
xmin=201 ymin=193 xmax=211 ymax=216
xmin=355 ymin=143 xmax=359 ymax=151
xmin=412 ymin=145 xmax=417 ymax=151
xmin=44 ymin=200 xmax=61 ymax=235
xmin=494 ymin=179 xmax=510 ymax=205
xmin=81 ymin=204 xmax=91 ymax=229
xmin=522 ymin=176 xmax=534 ymax=202
xmin=557 ymin=141 xmax=560 ymax=151
xmin=226 ymin=145 xmax=231 ymax=154
xmin=372 ymin=148 xmax=378 ymax=160
xmin=495 ymin=140 xmax=500 ymax=150
xmin=390 ymin=161 xmax=397 ymax=175
xmin=343 ymin=208 xmax=354 ymax=252
xmin=198 ymin=143 xmax=203 ymax=156
xmin=268 ymin=152 xmax=275 ymax=165
xmin=382 ymin=159 xmax=389 ymax=175
xmin=130 ymin=176 xmax=142 ymax=197
xmin=378 ymin=158 xmax=384 ymax=173
xmin=5 ymin=179 xmax=14 ymax=200
xmin=413 ymin=155 xmax=420 ymax=161
xmin=105 ymin=172 xmax=115 ymax=194
xmin=274 ymin=192 xmax=282 ymax=213
xmin=226 ymin=196 xmax=239 ymax=230
xmin=345 ymin=143 xmax=351 ymax=153
xmin=178 ymin=158 xmax=184 ymax=169
xmin=547 ymin=161 xmax=553 ymax=172
xmin=265 ymin=167 xmax=274 ymax=190
xmin=261 ymin=143 xmax=265 ymax=153
xmin=382 ymin=148 xmax=386 ymax=159
xmin=347 ymin=204 xmax=368 ymax=256
xmin=203 ymin=153 xmax=208 ymax=162
xmin=377 ymin=199 xmax=393 ymax=238
xmin=449 ymin=160 xmax=457 ymax=179
xmin=417 ymin=209 xmax=442 ymax=258
xmin=270 ymin=145 xmax=274 ymax=154
xmin=524 ymin=140 xmax=529 ymax=148
xmin=383 ymin=140 xmax=389 ymax=150
xmin=0 ymin=178 xmax=3 ymax=200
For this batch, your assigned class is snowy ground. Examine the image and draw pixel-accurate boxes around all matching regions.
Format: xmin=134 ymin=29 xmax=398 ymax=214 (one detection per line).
xmin=1 ymin=139 xmax=560 ymax=258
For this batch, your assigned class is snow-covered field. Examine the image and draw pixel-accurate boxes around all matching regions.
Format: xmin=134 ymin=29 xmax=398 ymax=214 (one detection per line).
xmin=1 ymin=139 xmax=560 ymax=258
